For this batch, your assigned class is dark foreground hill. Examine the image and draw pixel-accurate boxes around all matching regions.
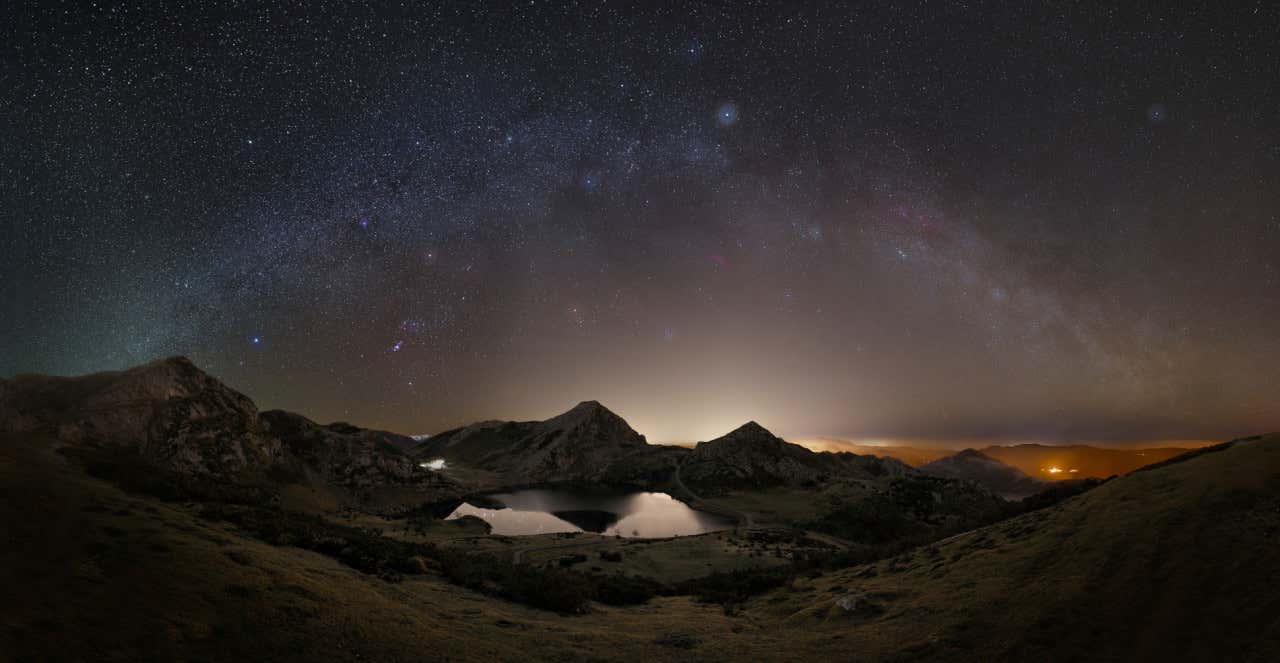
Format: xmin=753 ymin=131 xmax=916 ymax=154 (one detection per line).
xmin=770 ymin=433 xmax=1280 ymax=661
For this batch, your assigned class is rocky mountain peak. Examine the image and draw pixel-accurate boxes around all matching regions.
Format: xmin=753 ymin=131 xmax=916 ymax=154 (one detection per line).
xmin=557 ymin=400 xmax=615 ymax=422
xmin=722 ymin=420 xmax=775 ymax=440
xmin=544 ymin=400 xmax=639 ymax=439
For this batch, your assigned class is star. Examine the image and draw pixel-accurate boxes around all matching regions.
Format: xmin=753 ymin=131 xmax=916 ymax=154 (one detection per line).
xmin=715 ymin=103 xmax=739 ymax=127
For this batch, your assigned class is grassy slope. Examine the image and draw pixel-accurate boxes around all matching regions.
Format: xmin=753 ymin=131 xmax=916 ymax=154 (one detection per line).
xmin=753 ymin=433 xmax=1280 ymax=661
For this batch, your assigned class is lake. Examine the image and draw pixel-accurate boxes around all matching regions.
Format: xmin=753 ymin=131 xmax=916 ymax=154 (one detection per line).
xmin=445 ymin=488 xmax=732 ymax=538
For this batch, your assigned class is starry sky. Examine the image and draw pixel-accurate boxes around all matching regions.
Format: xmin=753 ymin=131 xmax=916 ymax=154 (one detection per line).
xmin=3 ymin=2 xmax=1278 ymax=445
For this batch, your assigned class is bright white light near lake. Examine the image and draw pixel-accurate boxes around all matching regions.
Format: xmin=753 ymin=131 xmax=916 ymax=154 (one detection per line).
xmin=419 ymin=459 xmax=446 ymax=470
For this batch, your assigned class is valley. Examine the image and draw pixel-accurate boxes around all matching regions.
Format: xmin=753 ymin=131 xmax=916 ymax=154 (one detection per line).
xmin=2 ymin=358 xmax=1276 ymax=661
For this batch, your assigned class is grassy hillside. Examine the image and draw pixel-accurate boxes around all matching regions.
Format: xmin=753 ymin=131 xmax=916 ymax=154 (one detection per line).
xmin=754 ymin=433 xmax=1280 ymax=661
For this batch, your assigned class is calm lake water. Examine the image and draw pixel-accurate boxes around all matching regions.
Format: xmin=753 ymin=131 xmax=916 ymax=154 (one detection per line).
xmin=445 ymin=489 xmax=732 ymax=538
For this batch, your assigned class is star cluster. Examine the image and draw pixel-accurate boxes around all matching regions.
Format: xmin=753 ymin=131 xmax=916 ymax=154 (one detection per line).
xmin=3 ymin=2 xmax=1278 ymax=444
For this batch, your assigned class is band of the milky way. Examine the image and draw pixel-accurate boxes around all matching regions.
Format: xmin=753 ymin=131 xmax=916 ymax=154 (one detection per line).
xmin=3 ymin=3 xmax=1277 ymax=444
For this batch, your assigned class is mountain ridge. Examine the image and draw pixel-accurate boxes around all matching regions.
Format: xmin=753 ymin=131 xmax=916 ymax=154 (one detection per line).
xmin=681 ymin=420 xmax=911 ymax=493
xmin=0 ymin=357 xmax=461 ymax=504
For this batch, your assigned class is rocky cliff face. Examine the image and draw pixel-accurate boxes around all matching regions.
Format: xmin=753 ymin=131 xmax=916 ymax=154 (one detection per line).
xmin=515 ymin=401 xmax=651 ymax=482
xmin=414 ymin=401 xmax=675 ymax=486
xmin=680 ymin=421 xmax=910 ymax=492
xmin=919 ymin=448 xmax=1046 ymax=499
xmin=0 ymin=357 xmax=279 ymax=477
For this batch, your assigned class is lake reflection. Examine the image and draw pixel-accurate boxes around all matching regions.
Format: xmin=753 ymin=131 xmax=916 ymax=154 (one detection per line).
xmin=446 ymin=489 xmax=731 ymax=538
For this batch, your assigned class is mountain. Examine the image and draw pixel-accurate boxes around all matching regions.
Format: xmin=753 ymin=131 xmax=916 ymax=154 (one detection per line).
xmin=0 ymin=357 xmax=460 ymax=503
xmin=918 ymin=448 xmax=1045 ymax=499
xmin=0 ymin=356 xmax=279 ymax=478
xmin=680 ymin=421 xmax=910 ymax=493
xmin=413 ymin=400 xmax=672 ymax=486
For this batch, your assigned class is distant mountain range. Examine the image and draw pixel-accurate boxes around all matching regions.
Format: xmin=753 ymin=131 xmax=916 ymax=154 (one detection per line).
xmin=978 ymin=443 xmax=1192 ymax=480
xmin=0 ymin=357 xmax=926 ymax=506
xmin=797 ymin=441 xmax=956 ymax=467
xmin=0 ymin=357 xmax=1206 ymax=510
xmin=917 ymin=448 xmax=1045 ymax=499
xmin=416 ymin=406 xmax=914 ymax=495
xmin=802 ymin=438 xmax=1196 ymax=480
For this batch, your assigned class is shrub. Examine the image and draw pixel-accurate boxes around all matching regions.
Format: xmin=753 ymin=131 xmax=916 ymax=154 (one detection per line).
xmin=676 ymin=566 xmax=793 ymax=605
xmin=592 ymin=574 xmax=662 ymax=606
xmin=199 ymin=503 xmax=432 ymax=579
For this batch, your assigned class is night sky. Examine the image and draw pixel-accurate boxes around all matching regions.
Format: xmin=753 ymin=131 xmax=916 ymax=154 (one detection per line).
xmin=4 ymin=3 xmax=1278 ymax=445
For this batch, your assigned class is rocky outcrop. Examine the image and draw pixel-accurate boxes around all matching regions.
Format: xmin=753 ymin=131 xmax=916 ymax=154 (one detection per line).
xmin=0 ymin=356 xmax=279 ymax=477
xmin=919 ymin=448 xmax=1045 ymax=499
xmin=680 ymin=421 xmax=910 ymax=492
